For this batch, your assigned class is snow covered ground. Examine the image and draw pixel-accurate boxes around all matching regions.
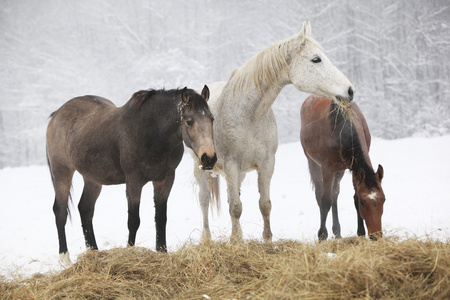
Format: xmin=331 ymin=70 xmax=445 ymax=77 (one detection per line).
xmin=1 ymin=136 xmax=449 ymax=280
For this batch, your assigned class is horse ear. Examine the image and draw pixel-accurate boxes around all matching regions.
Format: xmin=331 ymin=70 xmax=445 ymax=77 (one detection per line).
xmin=296 ymin=21 xmax=308 ymax=44
xmin=201 ymin=85 xmax=210 ymax=102
xmin=376 ymin=164 xmax=384 ymax=181
xmin=306 ymin=20 xmax=311 ymax=36
xmin=181 ymin=87 xmax=190 ymax=104
xmin=355 ymin=168 xmax=365 ymax=183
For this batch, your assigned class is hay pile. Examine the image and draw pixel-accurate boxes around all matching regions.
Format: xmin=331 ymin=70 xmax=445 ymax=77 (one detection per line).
xmin=1 ymin=237 xmax=449 ymax=299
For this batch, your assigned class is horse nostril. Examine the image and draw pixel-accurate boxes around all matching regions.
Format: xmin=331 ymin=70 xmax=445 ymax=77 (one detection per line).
xmin=201 ymin=153 xmax=217 ymax=170
xmin=348 ymin=87 xmax=354 ymax=100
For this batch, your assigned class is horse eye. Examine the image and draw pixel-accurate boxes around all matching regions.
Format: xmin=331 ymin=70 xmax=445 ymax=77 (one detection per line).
xmin=311 ymin=56 xmax=322 ymax=63
xmin=185 ymin=119 xmax=194 ymax=126
xmin=360 ymin=200 xmax=365 ymax=206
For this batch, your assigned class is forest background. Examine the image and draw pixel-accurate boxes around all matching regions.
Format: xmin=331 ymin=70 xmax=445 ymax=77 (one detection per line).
xmin=1 ymin=0 xmax=449 ymax=167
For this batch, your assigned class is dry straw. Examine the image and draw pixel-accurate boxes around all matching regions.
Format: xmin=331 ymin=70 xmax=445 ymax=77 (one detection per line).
xmin=1 ymin=237 xmax=449 ymax=299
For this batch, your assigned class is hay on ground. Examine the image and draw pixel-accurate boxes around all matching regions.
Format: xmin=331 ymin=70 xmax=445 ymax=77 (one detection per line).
xmin=1 ymin=237 xmax=449 ymax=299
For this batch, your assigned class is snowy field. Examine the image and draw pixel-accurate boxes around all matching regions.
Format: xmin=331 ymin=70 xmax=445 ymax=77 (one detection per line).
xmin=0 ymin=136 xmax=449 ymax=280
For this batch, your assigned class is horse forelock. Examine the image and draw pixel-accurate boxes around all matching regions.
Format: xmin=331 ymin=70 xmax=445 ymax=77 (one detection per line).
xmin=178 ymin=90 xmax=210 ymax=116
xmin=189 ymin=90 xmax=209 ymax=110
xmin=330 ymin=103 xmax=379 ymax=189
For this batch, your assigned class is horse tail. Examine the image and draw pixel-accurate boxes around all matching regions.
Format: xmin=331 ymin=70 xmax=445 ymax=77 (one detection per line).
xmin=46 ymin=132 xmax=73 ymax=221
xmin=207 ymin=173 xmax=221 ymax=215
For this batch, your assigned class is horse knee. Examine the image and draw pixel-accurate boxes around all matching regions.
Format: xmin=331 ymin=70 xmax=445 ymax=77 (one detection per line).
xmin=230 ymin=200 xmax=242 ymax=219
xmin=259 ymin=198 xmax=271 ymax=217
xmin=53 ymin=200 xmax=68 ymax=225
xmin=128 ymin=215 xmax=140 ymax=231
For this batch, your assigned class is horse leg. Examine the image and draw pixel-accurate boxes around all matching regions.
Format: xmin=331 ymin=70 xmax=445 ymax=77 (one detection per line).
xmin=318 ymin=169 xmax=335 ymax=241
xmin=307 ymin=158 xmax=328 ymax=240
xmin=78 ymin=178 xmax=102 ymax=250
xmin=257 ymin=157 xmax=275 ymax=242
xmin=225 ymin=163 xmax=243 ymax=241
xmin=331 ymin=171 xmax=344 ymax=239
xmin=153 ymin=172 xmax=175 ymax=252
xmin=354 ymin=194 xmax=366 ymax=237
xmin=51 ymin=168 xmax=75 ymax=266
xmin=125 ymin=177 xmax=143 ymax=247
xmin=194 ymin=166 xmax=212 ymax=240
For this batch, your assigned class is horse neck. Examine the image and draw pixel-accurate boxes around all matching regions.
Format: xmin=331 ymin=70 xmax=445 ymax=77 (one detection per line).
xmin=121 ymin=97 xmax=182 ymax=142
xmin=243 ymin=83 xmax=285 ymax=122
xmin=339 ymin=110 xmax=377 ymax=187
xmin=226 ymin=58 xmax=289 ymax=122
xmin=329 ymin=103 xmax=374 ymax=175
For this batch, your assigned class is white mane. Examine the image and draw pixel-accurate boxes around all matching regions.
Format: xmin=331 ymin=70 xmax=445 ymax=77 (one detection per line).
xmin=230 ymin=22 xmax=323 ymax=95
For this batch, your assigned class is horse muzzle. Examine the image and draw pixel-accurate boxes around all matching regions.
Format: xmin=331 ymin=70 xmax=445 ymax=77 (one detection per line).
xmin=336 ymin=86 xmax=355 ymax=103
xmin=201 ymin=153 xmax=217 ymax=170
xmin=369 ymin=231 xmax=383 ymax=241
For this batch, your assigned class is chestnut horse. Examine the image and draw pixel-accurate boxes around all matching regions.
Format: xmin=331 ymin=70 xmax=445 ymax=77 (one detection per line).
xmin=47 ymin=86 xmax=216 ymax=266
xmin=300 ymin=95 xmax=385 ymax=240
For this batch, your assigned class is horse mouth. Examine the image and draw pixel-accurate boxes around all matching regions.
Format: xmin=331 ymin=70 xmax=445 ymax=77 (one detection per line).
xmin=335 ymin=96 xmax=352 ymax=107
xmin=200 ymin=153 xmax=217 ymax=171
xmin=369 ymin=231 xmax=383 ymax=241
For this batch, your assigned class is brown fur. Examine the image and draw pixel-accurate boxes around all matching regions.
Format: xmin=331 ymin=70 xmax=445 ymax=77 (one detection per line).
xmin=46 ymin=87 xmax=216 ymax=263
xmin=300 ymin=95 xmax=385 ymax=240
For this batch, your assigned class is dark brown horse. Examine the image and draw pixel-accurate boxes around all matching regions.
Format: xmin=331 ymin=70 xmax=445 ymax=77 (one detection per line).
xmin=300 ymin=95 xmax=385 ymax=241
xmin=46 ymin=86 xmax=216 ymax=266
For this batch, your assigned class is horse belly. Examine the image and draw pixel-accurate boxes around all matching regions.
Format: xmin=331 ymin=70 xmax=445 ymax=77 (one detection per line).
xmin=216 ymin=122 xmax=277 ymax=174
xmin=72 ymin=147 xmax=126 ymax=185
xmin=120 ymin=144 xmax=184 ymax=183
xmin=301 ymin=124 xmax=346 ymax=172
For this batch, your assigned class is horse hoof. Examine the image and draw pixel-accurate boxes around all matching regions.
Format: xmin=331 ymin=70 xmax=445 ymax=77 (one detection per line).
xmin=202 ymin=230 xmax=212 ymax=241
xmin=59 ymin=252 xmax=72 ymax=268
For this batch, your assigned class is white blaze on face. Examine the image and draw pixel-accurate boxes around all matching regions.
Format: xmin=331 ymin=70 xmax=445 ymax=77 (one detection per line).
xmin=368 ymin=191 xmax=378 ymax=200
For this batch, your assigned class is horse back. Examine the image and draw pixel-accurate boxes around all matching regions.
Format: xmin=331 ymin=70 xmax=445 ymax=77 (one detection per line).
xmin=46 ymin=96 xmax=124 ymax=184
xmin=300 ymin=95 xmax=371 ymax=170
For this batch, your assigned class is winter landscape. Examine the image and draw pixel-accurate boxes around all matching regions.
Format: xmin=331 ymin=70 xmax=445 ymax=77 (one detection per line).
xmin=1 ymin=135 xmax=450 ymax=280
xmin=1 ymin=0 xmax=449 ymax=283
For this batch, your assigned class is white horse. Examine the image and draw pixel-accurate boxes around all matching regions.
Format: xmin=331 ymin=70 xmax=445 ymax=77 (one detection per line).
xmin=193 ymin=21 xmax=355 ymax=241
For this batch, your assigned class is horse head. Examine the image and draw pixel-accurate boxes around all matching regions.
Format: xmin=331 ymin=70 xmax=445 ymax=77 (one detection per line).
xmin=180 ymin=85 xmax=217 ymax=170
xmin=354 ymin=164 xmax=385 ymax=240
xmin=287 ymin=21 xmax=355 ymax=103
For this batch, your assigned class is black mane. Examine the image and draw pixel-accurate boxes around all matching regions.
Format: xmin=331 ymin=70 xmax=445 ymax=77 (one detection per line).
xmin=330 ymin=102 xmax=379 ymax=188
xmin=127 ymin=88 xmax=208 ymax=112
